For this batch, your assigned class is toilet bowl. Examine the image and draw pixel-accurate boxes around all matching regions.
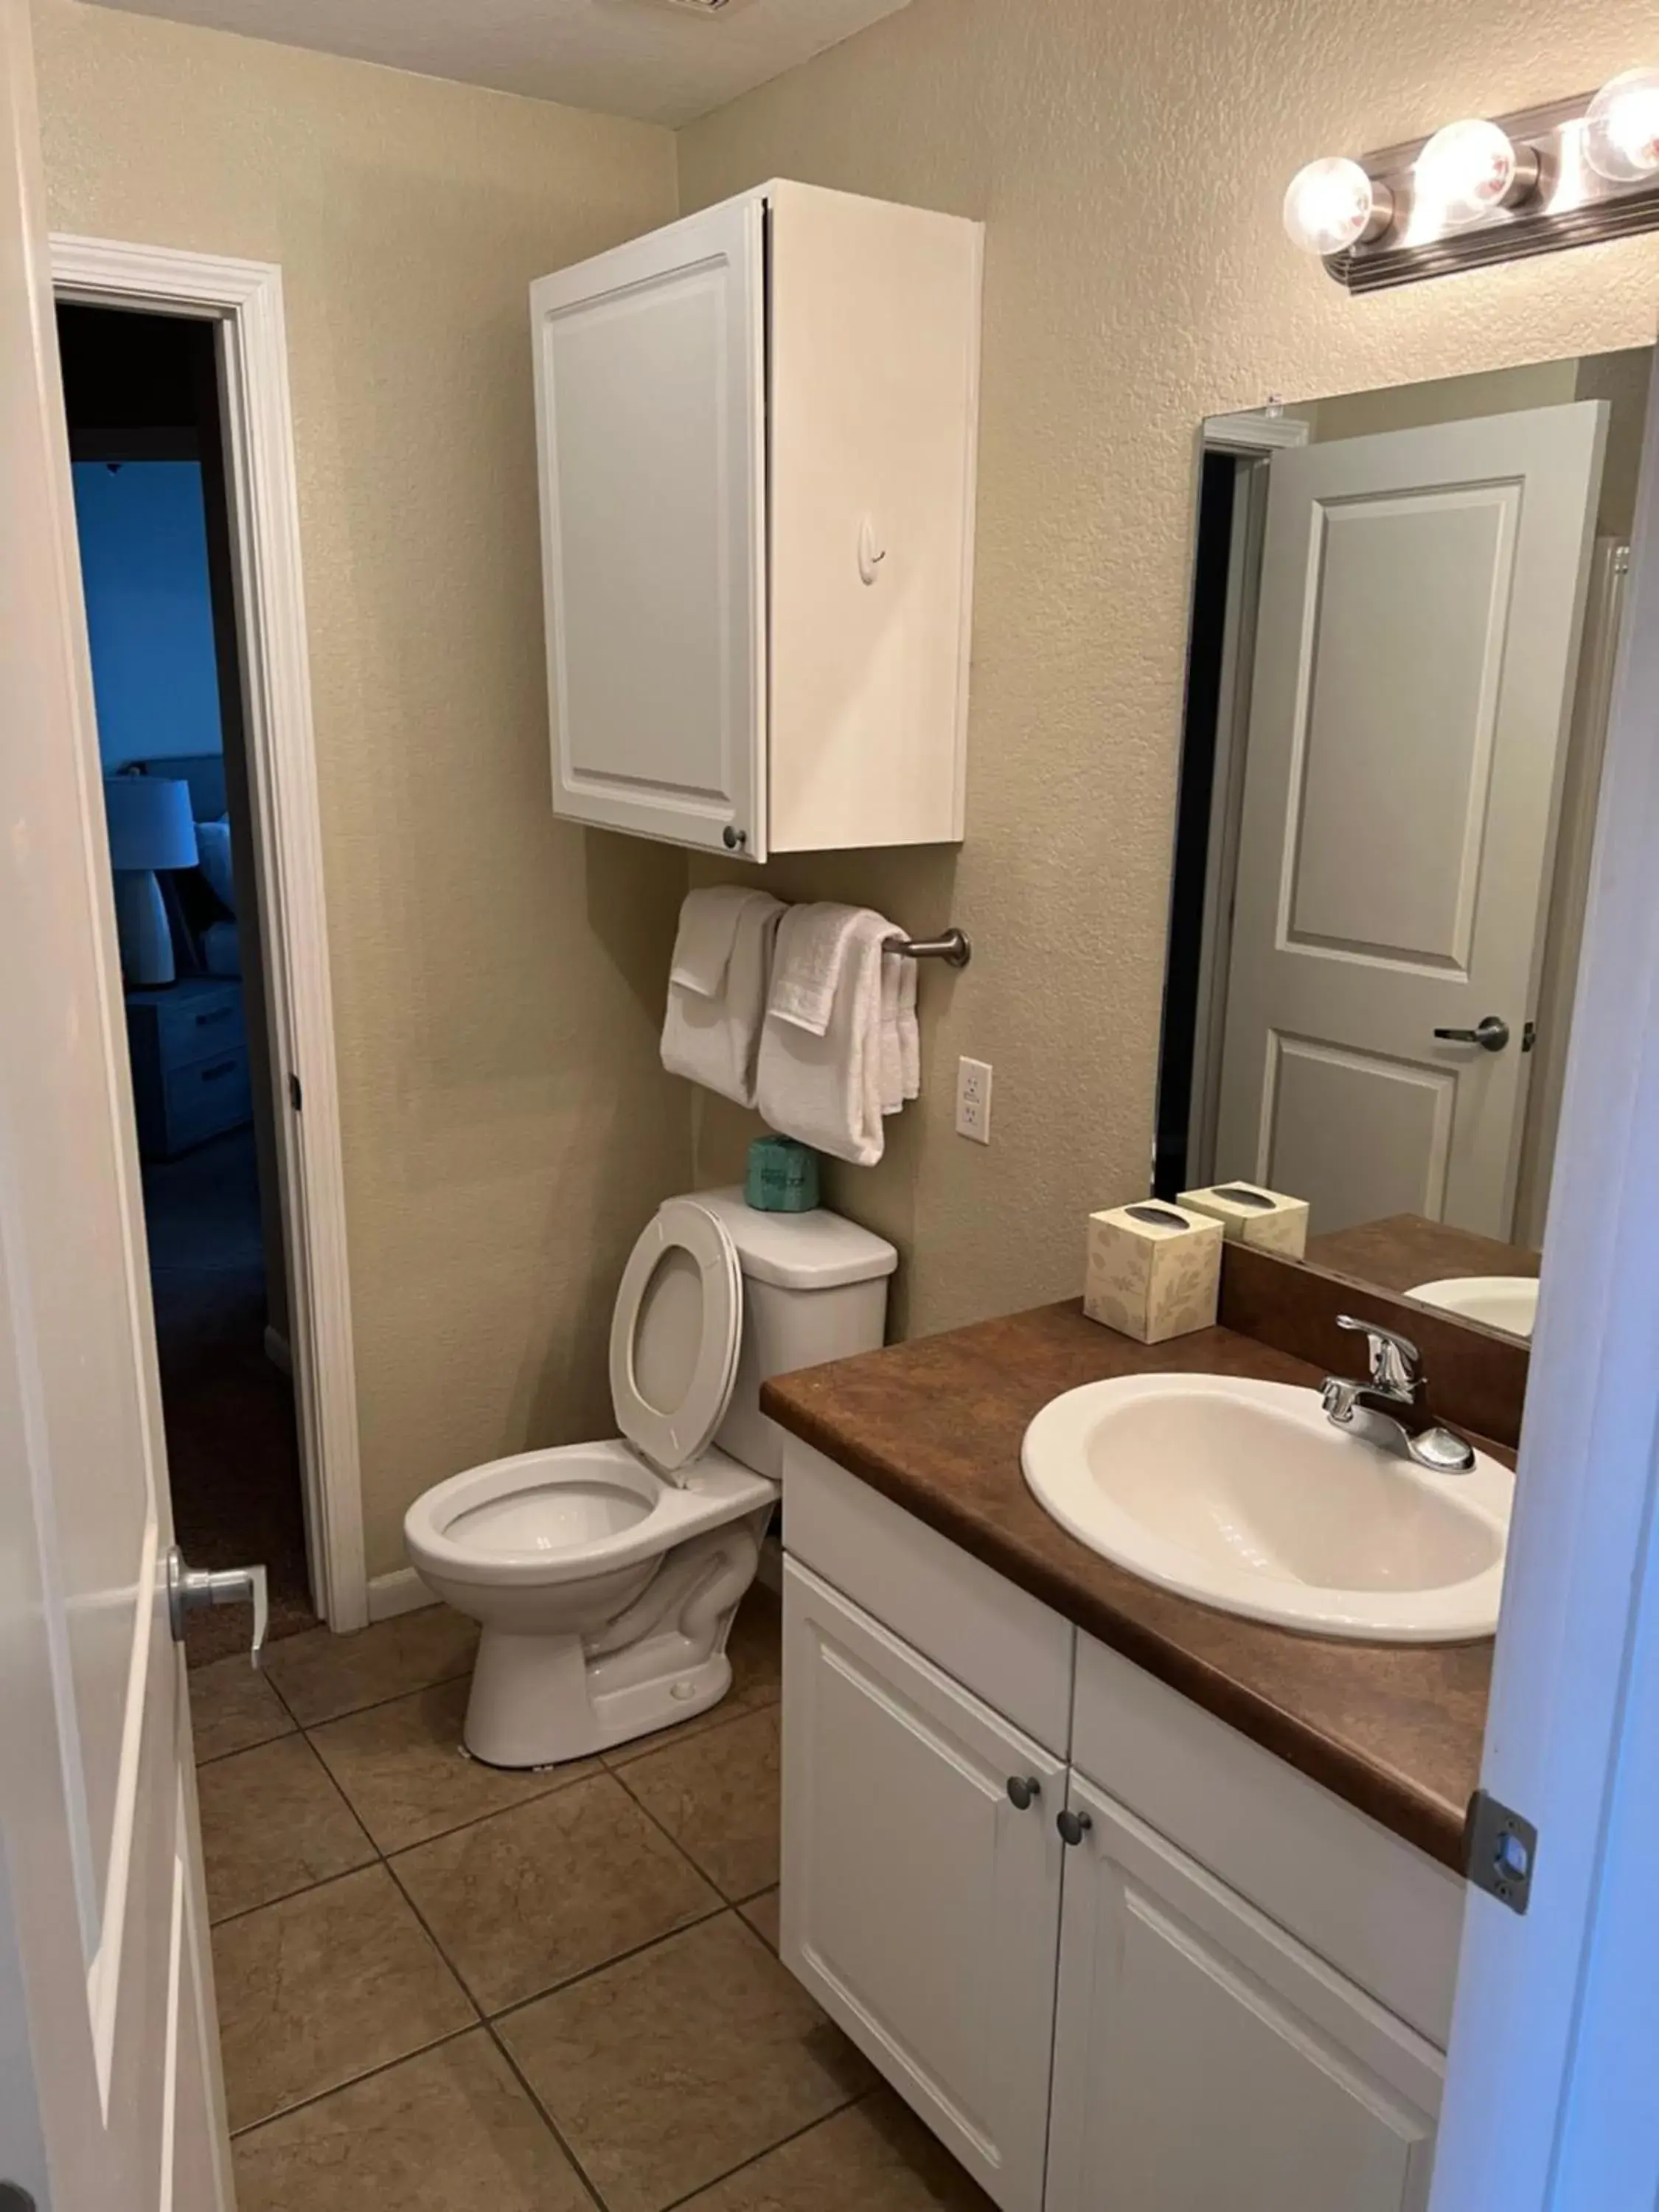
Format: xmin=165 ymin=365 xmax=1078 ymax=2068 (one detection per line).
xmin=405 ymin=1190 xmax=896 ymax=1767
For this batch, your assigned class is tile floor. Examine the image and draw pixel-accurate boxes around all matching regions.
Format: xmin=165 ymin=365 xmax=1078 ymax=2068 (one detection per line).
xmin=191 ymin=1587 xmax=992 ymax=2211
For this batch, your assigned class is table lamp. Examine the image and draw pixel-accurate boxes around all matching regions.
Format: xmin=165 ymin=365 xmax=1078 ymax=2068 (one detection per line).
xmin=103 ymin=774 xmax=198 ymax=987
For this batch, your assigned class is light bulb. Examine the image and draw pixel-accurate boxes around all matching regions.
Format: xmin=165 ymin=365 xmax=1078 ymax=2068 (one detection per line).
xmin=1585 ymin=67 xmax=1659 ymax=183
xmin=1415 ymin=118 xmax=1539 ymax=227
xmin=1282 ymin=157 xmax=1393 ymax=255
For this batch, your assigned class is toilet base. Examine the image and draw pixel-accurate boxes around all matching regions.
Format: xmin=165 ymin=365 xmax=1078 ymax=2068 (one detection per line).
xmin=462 ymin=1629 xmax=737 ymax=1768
xmin=456 ymin=1512 xmax=770 ymax=1768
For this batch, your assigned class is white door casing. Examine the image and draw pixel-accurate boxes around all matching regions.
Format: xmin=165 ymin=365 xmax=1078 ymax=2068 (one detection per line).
xmin=0 ymin=0 xmax=230 ymax=2201
xmin=781 ymin=1560 xmax=1062 ymax=2212
xmin=1215 ymin=403 xmax=1607 ymax=1238
xmin=1044 ymin=1773 xmax=1442 ymax=2212
xmin=531 ymin=194 xmax=767 ymax=858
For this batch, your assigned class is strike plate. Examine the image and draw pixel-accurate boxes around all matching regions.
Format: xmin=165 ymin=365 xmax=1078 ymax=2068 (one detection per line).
xmin=1466 ymin=1789 xmax=1537 ymax=1916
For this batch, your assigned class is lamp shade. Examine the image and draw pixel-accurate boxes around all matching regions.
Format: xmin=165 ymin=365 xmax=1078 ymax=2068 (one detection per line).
xmin=103 ymin=775 xmax=199 ymax=872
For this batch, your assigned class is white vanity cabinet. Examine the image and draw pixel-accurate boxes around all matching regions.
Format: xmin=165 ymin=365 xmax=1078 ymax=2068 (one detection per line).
xmin=782 ymin=1561 xmax=1065 ymax=2210
xmin=529 ymin=181 xmax=981 ymax=862
xmin=779 ymin=1438 xmax=1458 ymax=2212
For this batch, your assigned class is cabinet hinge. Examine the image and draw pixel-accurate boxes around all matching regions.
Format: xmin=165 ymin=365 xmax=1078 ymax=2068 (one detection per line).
xmin=288 ymin=1071 xmax=303 ymax=1111
xmin=1465 ymin=1789 xmax=1537 ymax=1915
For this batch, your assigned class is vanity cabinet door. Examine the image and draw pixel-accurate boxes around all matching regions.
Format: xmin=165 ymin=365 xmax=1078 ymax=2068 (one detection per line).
xmin=1046 ymin=1774 xmax=1443 ymax=2212
xmin=781 ymin=1559 xmax=1064 ymax=2212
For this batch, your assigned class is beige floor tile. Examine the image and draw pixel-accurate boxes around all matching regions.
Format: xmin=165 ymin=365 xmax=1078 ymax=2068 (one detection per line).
xmin=605 ymin=1586 xmax=782 ymax=1769
xmin=190 ymin=1654 xmax=297 ymax=1765
xmin=392 ymin=1770 xmax=718 ymax=2014
xmin=675 ymin=2091 xmax=996 ymax=2211
xmin=200 ymin=1736 xmax=375 ymax=1922
xmin=621 ymin=1705 xmax=779 ymax=1901
xmin=740 ymin=1887 xmax=780 ymax=1954
xmin=232 ymin=2029 xmax=592 ymax=2212
xmin=262 ymin=1605 xmax=479 ymax=1727
xmin=309 ymin=1677 xmax=598 ymax=1852
xmin=213 ymin=1863 xmax=474 ymax=2131
xmin=499 ymin=1913 xmax=873 ymax=2212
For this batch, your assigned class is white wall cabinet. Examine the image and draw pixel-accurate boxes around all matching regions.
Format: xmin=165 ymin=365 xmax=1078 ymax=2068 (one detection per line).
xmin=779 ymin=1438 xmax=1455 ymax=2212
xmin=530 ymin=181 xmax=981 ymax=860
xmin=1045 ymin=1775 xmax=1442 ymax=2212
xmin=781 ymin=1560 xmax=1065 ymax=2212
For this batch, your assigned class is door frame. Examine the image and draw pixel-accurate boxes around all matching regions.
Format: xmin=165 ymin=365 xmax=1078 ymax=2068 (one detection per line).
xmin=52 ymin=232 xmax=368 ymax=1632
xmin=1428 ymin=336 xmax=1659 ymax=2207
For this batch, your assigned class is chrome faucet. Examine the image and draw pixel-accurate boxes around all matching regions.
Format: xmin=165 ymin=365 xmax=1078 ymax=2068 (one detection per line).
xmin=1321 ymin=1316 xmax=1476 ymax=1474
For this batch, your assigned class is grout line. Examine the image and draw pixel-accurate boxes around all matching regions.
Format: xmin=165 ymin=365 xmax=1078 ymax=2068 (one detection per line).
xmin=600 ymin=1685 xmax=779 ymax=1771
xmin=481 ymin=1902 xmax=737 ymax=2033
xmin=260 ymin=1663 xmax=476 ymax=1736
xmin=226 ymin=2023 xmax=480 ymax=2141
xmin=479 ymin=2017 xmax=610 ymax=2212
xmin=195 ymin=1725 xmax=299 ymax=1771
xmin=653 ymin=2087 xmax=874 ymax=2212
xmin=207 ymin=1856 xmax=388 ymax=1935
xmin=375 ymin=1758 xmax=611 ymax=1866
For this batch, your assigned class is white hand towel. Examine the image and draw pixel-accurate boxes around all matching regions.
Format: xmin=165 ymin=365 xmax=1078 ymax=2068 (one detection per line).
xmin=757 ymin=906 xmax=894 ymax=1165
xmin=897 ymin=950 xmax=920 ymax=1102
xmin=661 ymin=887 xmax=783 ymax=1108
xmin=768 ymin=902 xmax=863 ymax=1034
xmin=879 ymin=950 xmax=904 ymax=1116
xmin=669 ymin=883 xmax=756 ymax=998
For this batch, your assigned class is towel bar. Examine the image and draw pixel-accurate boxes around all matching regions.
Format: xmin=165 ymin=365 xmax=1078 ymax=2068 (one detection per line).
xmin=889 ymin=928 xmax=972 ymax=970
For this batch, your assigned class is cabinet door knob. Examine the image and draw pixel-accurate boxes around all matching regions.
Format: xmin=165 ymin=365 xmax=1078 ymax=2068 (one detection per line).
xmin=1057 ymin=1808 xmax=1093 ymax=1847
xmin=1006 ymin=1775 xmax=1041 ymax=1811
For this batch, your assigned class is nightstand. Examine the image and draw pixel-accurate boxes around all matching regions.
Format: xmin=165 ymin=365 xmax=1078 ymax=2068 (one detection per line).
xmin=125 ymin=977 xmax=252 ymax=1160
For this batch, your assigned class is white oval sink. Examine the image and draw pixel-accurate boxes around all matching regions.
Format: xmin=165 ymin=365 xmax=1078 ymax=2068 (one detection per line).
xmin=1021 ymin=1374 xmax=1512 ymax=1641
xmin=1408 ymin=1275 xmax=1537 ymax=1340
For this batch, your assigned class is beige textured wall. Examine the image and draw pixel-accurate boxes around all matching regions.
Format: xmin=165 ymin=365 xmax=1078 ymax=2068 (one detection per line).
xmin=32 ymin=0 xmax=688 ymax=1577
xmin=680 ymin=0 xmax=1659 ymax=1340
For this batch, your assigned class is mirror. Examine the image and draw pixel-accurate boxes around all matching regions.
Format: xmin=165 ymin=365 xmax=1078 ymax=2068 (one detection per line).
xmin=1157 ymin=349 xmax=1653 ymax=1342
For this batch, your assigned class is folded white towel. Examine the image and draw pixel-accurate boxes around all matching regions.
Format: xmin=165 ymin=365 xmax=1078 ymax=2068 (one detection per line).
xmin=669 ymin=883 xmax=757 ymax=998
xmin=897 ymin=951 xmax=919 ymax=1103
xmin=880 ymin=951 xmax=904 ymax=1116
xmin=768 ymin=902 xmax=863 ymax=1034
xmin=661 ymin=887 xmax=784 ymax=1107
xmin=758 ymin=905 xmax=894 ymax=1166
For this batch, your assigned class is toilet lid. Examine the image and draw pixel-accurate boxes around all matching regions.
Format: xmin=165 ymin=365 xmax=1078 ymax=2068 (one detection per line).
xmin=610 ymin=1199 xmax=743 ymax=1481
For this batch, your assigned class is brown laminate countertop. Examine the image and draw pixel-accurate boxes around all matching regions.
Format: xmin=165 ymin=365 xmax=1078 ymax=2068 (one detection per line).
xmin=762 ymin=1300 xmax=1496 ymax=1873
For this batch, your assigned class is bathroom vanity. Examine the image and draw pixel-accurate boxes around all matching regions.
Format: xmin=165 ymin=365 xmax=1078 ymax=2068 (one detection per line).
xmin=763 ymin=1301 xmax=1495 ymax=2212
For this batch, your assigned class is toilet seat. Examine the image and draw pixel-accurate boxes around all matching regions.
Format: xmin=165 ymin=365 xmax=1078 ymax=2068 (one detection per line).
xmin=608 ymin=1198 xmax=743 ymax=1481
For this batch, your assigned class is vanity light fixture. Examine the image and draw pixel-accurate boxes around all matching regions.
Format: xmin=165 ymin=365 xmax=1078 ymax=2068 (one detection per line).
xmin=1284 ymin=72 xmax=1659 ymax=290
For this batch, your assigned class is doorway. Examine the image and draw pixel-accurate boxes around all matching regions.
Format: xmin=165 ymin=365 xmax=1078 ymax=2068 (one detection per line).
xmin=58 ymin=299 xmax=314 ymax=1659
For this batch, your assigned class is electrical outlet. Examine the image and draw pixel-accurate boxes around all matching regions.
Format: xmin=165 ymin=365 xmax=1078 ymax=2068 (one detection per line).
xmin=956 ymin=1057 xmax=993 ymax=1144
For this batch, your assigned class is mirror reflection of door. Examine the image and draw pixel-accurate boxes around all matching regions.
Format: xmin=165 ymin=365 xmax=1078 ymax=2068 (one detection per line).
xmin=1158 ymin=352 xmax=1649 ymax=1249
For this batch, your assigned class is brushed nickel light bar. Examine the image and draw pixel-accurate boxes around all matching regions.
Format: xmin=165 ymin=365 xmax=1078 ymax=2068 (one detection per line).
xmin=1283 ymin=69 xmax=1659 ymax=291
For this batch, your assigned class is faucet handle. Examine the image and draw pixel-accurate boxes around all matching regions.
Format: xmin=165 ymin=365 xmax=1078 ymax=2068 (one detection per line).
xmin=1335 ymin=1314 xmax=1421 ymax=1396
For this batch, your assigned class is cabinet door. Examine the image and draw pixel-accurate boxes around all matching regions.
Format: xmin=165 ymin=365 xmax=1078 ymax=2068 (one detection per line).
xmin=782 ymin=1559 xmax=1064 ymax=2212
xmin=530 ymin=196 xmax=767 ymax=856
xmin=1046 ymin=1774 xmax=1443 ymax=2212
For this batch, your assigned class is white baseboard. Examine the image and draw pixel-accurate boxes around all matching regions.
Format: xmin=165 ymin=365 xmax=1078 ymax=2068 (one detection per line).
xmin=263 ymin=1324 xmax=292 ymax=1377
xmin=367 ymin=1567 xmax=438 ymax=1624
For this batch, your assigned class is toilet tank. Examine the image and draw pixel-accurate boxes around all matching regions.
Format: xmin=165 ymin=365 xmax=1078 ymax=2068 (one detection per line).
xmin=688 ymin=1188 xmax=897 ymax=1481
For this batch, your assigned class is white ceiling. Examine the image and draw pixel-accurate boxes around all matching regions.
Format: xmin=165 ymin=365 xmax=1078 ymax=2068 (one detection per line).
xmin=85 ymin=0 xmax=914 ymax=127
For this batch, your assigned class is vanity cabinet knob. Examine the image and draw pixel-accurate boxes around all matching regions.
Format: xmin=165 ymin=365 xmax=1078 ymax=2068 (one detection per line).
xmin=1006 ymin=1775 xmax=1041 ymax=1811
xmin=1057 ymin=1809 xmax=1093 ymax=1847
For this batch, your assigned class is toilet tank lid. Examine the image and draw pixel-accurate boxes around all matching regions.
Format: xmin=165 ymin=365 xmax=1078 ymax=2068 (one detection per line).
xmin=688 ymin=1188 xmax=898 ymax=1291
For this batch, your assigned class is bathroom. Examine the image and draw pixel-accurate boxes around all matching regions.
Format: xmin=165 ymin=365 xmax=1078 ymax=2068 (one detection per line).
xmin=4 ymin=0 xmax=1659 ymax=2207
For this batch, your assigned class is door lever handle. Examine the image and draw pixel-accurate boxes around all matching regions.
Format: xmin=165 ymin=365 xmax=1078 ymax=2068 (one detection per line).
xmin=1433 ymin=1015 xmax=1510 ymax=1054
xmin=166 ymin=1546 xmax=268 ymax=1668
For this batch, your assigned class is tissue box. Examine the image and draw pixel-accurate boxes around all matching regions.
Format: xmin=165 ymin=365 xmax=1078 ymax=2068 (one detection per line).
xmin=1084 ymin=1201 xmax=1223 ymax=1344
xmin=1178 ymin=1182 xmax=1310 ymax=1259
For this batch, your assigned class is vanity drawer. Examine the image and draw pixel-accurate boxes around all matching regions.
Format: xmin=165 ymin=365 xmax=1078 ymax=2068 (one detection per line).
xmin=782 ymin=1437 xmax=1074 ymax=1756
xmin=1071 ymin=1631 xmax=1463 ymax=2048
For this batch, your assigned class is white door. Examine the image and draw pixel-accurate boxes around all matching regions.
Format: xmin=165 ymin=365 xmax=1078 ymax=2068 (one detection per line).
xmin=0 ymin=7 xmax=231 ymax=2205
xmin=1046 ymin=1774 xmax=1443 ymax=2212
xmin=1214 ymin=405 xmax=1607 ymax=1237
xmin=531 ymin=194 xmax=768 ymax=858
xmin=780 ymin=1561 xmax=1063 ymax=2212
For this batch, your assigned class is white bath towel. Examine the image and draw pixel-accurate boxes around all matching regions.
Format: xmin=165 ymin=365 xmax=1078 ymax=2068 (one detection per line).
xmin=757 ymin=905 xmax=895 ymax=1166
xmin=660 ymin=886 xmax=784 ymax=1107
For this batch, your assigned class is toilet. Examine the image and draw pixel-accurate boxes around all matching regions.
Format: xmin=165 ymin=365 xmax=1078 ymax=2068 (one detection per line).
xmin=404 ymin=1188 xmax=896 ymax=1767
